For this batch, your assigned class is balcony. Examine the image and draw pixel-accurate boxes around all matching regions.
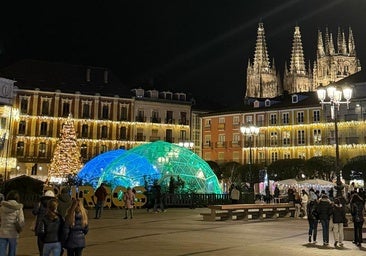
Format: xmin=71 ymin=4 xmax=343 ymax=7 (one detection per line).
xmin=178 ymin=119 xmax=189 ymax=125
xmin=150 ymin=117 xmax=161 ymax=123
xmin=165 ymin=118 xmax=175 ymax=124
xmin=135 ymin=135 xmax=146 ymax=141
xmin=135 ymin=116 xmax=146 ymax=122
xmin=215 ymin=141 xmax=226 ymax=148
xmin=149 ymin=136 xmax=161 ymax=142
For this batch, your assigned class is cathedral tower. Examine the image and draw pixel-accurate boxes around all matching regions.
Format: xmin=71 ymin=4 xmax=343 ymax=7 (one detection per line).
xmin=283 ymin=26 xmax=312 ymax=93
xmin=313 ymin=27 xmax=361 ymax=88
xmin=246 ymin=22 xmax=280 ymax=99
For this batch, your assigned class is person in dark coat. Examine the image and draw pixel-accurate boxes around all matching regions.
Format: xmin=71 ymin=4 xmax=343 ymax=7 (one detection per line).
xmin=57 ymin=187 xmax=72 ymax=218
xmin=350 ymin=193 xmax=365 ymax=246
xmin=63 ymin=198 xmax=89 ymax=256
xmin=314 ymin=194 xmax=333 ymax=246
xmin=37 ymin=198 xmax=64 ymax=256
xmin=332 ymin=197 xmax=346 ymax=247
xmin=306 ymin=198 xmax=318 ymax=243
xmin=32 ymin=190 xmax=56 ymax=256
xmin=94 ymin=183 xmax=108 ymax=219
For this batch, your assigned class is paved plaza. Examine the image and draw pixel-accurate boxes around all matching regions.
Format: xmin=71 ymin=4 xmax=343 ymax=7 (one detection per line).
xmin=16 ymin=208 xmax=366 ymax=256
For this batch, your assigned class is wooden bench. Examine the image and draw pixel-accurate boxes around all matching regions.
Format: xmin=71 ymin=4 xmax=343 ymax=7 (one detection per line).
xmin=200 ymin=203 xmax=295 ymax=221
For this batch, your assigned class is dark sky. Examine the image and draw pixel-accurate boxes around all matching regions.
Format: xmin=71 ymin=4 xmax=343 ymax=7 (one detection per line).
xmin=0 ymin=0 xmax=365 ymax=108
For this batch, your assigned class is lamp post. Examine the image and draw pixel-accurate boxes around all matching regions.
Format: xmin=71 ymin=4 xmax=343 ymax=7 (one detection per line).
xmin=240 ymin=123 xmax=260 ymax=166
xmin=317 ymin=85 xmax=352 ymax=179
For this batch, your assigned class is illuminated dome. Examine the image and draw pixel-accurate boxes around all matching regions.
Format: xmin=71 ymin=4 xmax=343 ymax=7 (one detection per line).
xmin=127 ymin=141 xmax=222 ymax=193
xmin=77 ymin=149 xmax=127 ymax=188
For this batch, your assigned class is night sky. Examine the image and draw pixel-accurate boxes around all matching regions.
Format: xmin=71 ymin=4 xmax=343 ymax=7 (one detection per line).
xmin=0 ymin=0 xmax=365 ymax=108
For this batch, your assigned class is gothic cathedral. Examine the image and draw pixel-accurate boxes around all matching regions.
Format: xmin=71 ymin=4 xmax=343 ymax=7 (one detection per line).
xmin=245 ymin=23 xmax=361 ymax=100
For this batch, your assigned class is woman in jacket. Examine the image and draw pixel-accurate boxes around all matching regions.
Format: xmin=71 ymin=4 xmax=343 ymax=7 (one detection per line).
xmin=306 ymin=198 xmax=318 ymax=243
xmin=37 ymin=198 xmax=64 ymax=256
xmin=314 ymin=194 xmax=333 ymax=246
xmin=123 ymin=187 xmax=135 ymax=219
xmin=332 ymin=197 xmax=346 ymax=247
xmin=63 ymin=198 xmax=89 ymax=256
xmin=0 ymin=190 xmax=25 ymax=256
xmin=350 ymin=193 xmax=365 ymax=246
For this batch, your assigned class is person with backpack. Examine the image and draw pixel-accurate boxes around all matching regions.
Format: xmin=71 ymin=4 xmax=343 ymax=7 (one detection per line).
xmin=350 ymin=193 xmax=365 ymax=247
xmin=306 ymin=195 xmax=318 ymax=243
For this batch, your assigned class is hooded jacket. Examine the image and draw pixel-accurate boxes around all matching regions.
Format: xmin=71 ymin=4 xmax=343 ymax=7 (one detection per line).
xmin=57 ymin=191 xmax=72 ymax=218
xmin=0 ymin=200 xmax=25 ymax=238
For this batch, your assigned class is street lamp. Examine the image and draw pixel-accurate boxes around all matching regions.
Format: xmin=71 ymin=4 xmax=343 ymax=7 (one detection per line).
xmin=240 ymin=123 xmax=260 ymax=165
xmin=317 ymin=85 xmax=352 ymax=177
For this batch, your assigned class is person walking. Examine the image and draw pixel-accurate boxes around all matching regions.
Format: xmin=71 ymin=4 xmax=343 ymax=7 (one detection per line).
xmin=315 ymin=194 xmax=333 ymax=246
xmin=301 ymin=189 xmax=309 ymax=219
xmin=123 ymin=187 xmax=135 ymax=219
xmin=350 ymin=193 xmax=365 ymax=247
xmin=293 ymin=190 xmax=302 ymax=218
xmin=306 ymin=197 xmax=318 ymax=243
xmin=332 ymin=197 xmax=346 ymax=247
xmin=153 ymin=184 xmax=166 ymax=213
xmin=32 ymin=190 xmax=56 ymax=256
xmin=94 ymin=183 xmax=108 ymax=219
xmin=37 ymin=198 xmax=64 ymax=256
xmin=63 ymin=198 xmax=89 ymax=256
xmin=0 ymin=190 xmax=25 ymax=256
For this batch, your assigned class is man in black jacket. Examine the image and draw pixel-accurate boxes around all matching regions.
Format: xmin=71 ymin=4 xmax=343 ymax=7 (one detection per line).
xmin=315 ymin=194 xmax=333 ymax=246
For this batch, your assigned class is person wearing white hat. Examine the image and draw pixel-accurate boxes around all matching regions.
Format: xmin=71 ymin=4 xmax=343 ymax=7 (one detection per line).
xmin=32 ymin=190 xmax=56 ymax=256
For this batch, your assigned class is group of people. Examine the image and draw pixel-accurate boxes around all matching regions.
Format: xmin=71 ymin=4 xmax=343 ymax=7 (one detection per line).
xmin=32 ymin=188 xmax=89 ymax=256
xmin=305 ymin=187 xmax=365 ymax=247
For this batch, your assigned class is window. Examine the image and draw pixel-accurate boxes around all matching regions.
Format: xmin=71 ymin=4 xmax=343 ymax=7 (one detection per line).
xmin=292 ymin=95 xmax=298 ymax=103
xmin=180 ymin=130 xmax=187 ymax=141
xmin=151 ymin=110 xmax=160 ymax=123
xmin=101 ymin=125 xmax=108 ymax=139
xmin=40 ymin=122 xmax=48 ymax=136
xmin=81 ymin=124 xmax=88 ymax=138
xmin=120 ymin=106 xmax=128 ymax=121
xmin=204 ymin=135 xmax=211 ymax=146
xmin=180 ymin=112 xmax=187 ymax=125
xmin=41 ymin=100 xmax=50 ymax=115
xmin=218 ymin=134 xmax=225 ymax=147
xmin=100 ymin=145 xmax=107 ymax=154
xmin=166 ymin=111 xmax=173 ymax=124
xmin=270 ymin=114 xmax=277 ymax=125
xmin=232 ymin=133 xmax=240 ymax=145
xmin=297 ymin=112 xmax=304 ymax=123
xmin=313 ymin=110 xmax=320 ymax=122
xmin=297 ymin=130 xmax=305 ymax=145
xmin=233 ymin=151 xmax=240 ymax=161
xmin=82 ymin=103 xmax=90 ymax=118
xmin=233 ymin=116 xmax=239 ymax=124
xmin=245 ymin=115 xmax=253 ymax=124
xmin=102 ymin=105 xmax=109 ymax=119
xmin=270 ymin=132 xmax=278 ymax=146
xmin=271 ymin=152 xmax=278 ymax=162
xmin=80 ymin=144 xmax=87 ymax=159
xmin=282 ymin=113 xmax=289 ymax=124
xmin=165 ymin=129 xmax=173 ymax=142
xmin=204 ymin=119 xmax=211 ymax=128
xmin=282 ymin=131 xmax=290 ymax=145
xmin=136 ymin=128 xmax=144 ymax=141
xmin=119 ymin=127 xmax=127 ymax=140
xmin=20 ymin=98 xmax=28 ymax=114
xmin=18 ymin=121 xmax=26 ymax=135
xmin=39 ymin=142 xmax=46 ymax=157
xmin=218 ymin=152 xmax=225 ymax=161
xmin=313 ymin=129 xmax=321 ymax=144
xmin=284 ymin=152 xmax=291 ymax=159
xmin=219 ymin=118 xmax=225 ymax=124
xmin=298 ymin=152 xmax=306 ymax=159
xmin=62 ymin=102 xmax=70 ymax=117
xmin=137 ymin=110 xmax=144 ymax=122
xmin=218 ymin=118 xmax=225 ymax=130
xmin=17 ymin=141 xmax=24 ymax=156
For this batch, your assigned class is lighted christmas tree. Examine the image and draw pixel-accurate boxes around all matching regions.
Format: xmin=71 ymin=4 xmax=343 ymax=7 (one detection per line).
xmin=48 ymin=115 xmax=82 ymax=184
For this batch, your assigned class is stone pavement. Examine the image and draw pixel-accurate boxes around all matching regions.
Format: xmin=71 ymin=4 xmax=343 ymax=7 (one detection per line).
xmin=16 ymin=208 xmax=366 ymax=256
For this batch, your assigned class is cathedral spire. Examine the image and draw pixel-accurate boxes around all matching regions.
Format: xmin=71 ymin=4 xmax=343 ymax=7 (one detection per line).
xmin=290 ymin=26 xmax=306 ymax=75
xmin=329 ymin=33 xmax=335 ymax=55
xmin=324 ymin=27 xmax=330 ymax=55
xmin=253 ymin=22 xmax=270 ymax=71
xmin=348 ymin=27 xmax=356 ymax=56
xmin=317 ymin=30 xmax=325 ymax=58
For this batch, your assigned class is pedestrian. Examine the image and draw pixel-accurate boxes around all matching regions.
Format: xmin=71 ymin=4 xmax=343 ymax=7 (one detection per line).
xmin=293 ymin=190 xmax=302 ymax=218
xmin=332 ymin=197 xmax=346 ymax=247
xmin=306 ymin=198 xmax=318 ymax=243
xmin=123 ymin=187 xmax=135 ymax=219
xmin=0 ymin=190 xmax=25 ymax=256
xmin=57 ymin=187 xmax=72 ymax=218
xmin=274 ymin=185 xmax=280 ymax=202
xmin=37 ymin=198 xmax=64 ymax=256
xmin=350 ymin=193 xmax=364 ymax=246
xmin=153 ymin=184 xmax=166 ymax=213
xmin=94 ymin=183 xmax=108 ymax=219
xmin=32 ymin=190 xmax=56 ymax=256
xmin=301 ymin=189 xmax=309 ymax=219
xmin=63 ymin=198 xmax=89 ymax=256
xmin=314 ymin=194 xmax=333 ymax=246
xmin=230 ymin=185 xmax=240 ymax=204
xmin=265 ymin=185 xmax=271 ymax=204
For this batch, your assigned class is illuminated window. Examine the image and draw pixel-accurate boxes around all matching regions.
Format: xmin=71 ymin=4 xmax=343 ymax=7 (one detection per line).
xmin=204 ymin=119 xmax=211 ymax=128
xmin=218 ymin=152 xmax=225 ymax=161
xmin=166 ymin=111 xmax=173 ymax=124
xmin=313 ymin=129 xmax=321 ymax=144
xmin=39 ymin=142 xmax=46 ymax=157
xmin=40 ymin=122 xmax=48 ymax=136
xmin=180 ymin=112 xmax=187 ymax=125
xmin=119 ymin=127 xmax=127 ymax=140
xmin=313 ymin=110 xmax=320 ymax=122
xmin=284 ymin=152 xmax=291 ymax=159
xmin=271 ymin=152 xmax=278 ymax=162
xmin=297 ymin=112 xmax=304 ymax=123
xmin=165 ymin=129 xmax=173 ymax=143
xmin=232 ymin=133 xmax=240 ymax=145
xmin=233 ymin=116 xmax=239 ymax=124
xmin=17 ymin=141 xmax=24 ymax=156
xmin=180 ymin=130 xmax=186 ymax=141
xmin=101 ymin=125 xmax=108 ymax=139
xmin=270 ymin=132 xmax=278 ymax=146
xmin=81 ymin=124 xmax=88 ymax=138
xmin=233 ymin=151 xmax=240 ymax=161
xmin=20 ymin=98 xmax=29 ymax=114
xmin=136 ymin=128 xmax=144 ymax=141
xmin=204 ymin=135 xmax=211 ymax=146
xmin=218 ymin=134 xmax=225 ymax=147
xmin=270 ymin=114 xmax=277 ymax=125
xmin=80 ymin=144 xmax=87 ymax=159
xmin=297 ymin=130 xmax=305 ymax=145
xmin=282 ymin=113 xmax=289 ymax=124
xmin=18 ymin=121 xmax=26 ymax=135
xmin=100 ymin=144 xmax=107 ymax=154
xmin=283 ymin=131 xmax=290 ymax=145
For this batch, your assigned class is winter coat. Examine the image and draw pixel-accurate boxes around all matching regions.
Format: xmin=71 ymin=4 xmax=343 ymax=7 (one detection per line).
xmin=0 ymin=200 xmax=25 ymax=238
xmin=307 ymin=200 xmax=318 ymax=221
xmin=32 ymin=196 xmax=54 ymax=236
xmin=351 ymin=198 xmax=365 ymax=223
xmin=94 ymin=186 xmax=108 ymax=202
xmin=37 ymin=213 xmax=64 ymax=243
xmin=315 ymin=198 xmax=333 ymax=220
xmin=57 ymin=192 xmax=72 ymax=218
xmin=332 ymin=204 xmax=346 ymax=224
xmin=63 ymin=213 xmax=89 ymax=249
xmin=123 ymin=190 xmax=135 ymax=209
